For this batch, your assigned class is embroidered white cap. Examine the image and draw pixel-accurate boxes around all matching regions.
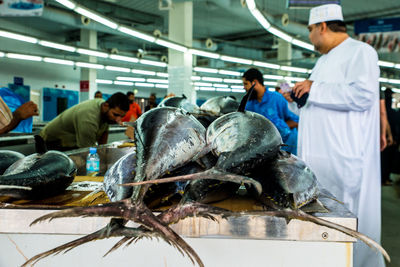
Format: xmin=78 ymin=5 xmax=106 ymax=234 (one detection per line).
xmin=308 ymin=4 xmax=344 ymax=26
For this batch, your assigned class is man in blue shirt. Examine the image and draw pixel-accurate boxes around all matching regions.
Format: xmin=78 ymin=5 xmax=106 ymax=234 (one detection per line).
xmin=242 ymin=68 xmax=299 ymax=154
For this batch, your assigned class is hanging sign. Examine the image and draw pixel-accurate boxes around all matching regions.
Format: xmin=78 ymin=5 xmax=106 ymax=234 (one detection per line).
xmin=0 ymin=0 xmax=44 ymax=17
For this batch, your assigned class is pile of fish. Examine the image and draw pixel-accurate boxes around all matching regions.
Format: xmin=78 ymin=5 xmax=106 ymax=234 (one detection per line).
xmin=0 ymin=150 xmax=76 ymax=199
xmin=20 ymin=94 xmax=390 ymax=266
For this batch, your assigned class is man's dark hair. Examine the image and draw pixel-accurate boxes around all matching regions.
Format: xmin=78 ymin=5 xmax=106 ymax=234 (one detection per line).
xmin=242 ymin=68 xmax=264 ymax=86
xmin=106 ymin=92 xmax=130 ymax=111
xmin=95 ymin=91 xmax=102 ymax=95
xmin=318 ymin=20 xmax=347 ymax=33
xmin=127 ymin=91 xmax=134 ymax=97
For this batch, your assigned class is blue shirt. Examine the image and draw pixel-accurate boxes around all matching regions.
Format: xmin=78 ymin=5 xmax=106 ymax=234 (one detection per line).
xmin=246 ymin=89 xmax=299 ymax=154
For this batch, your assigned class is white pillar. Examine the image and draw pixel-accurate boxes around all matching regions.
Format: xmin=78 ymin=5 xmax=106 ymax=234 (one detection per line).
xmin=80 ymin=29 xmax=97 ymax=102
xmin=277 ymin=38 xmax=292 ymax=65
xmin=168 ymin=1 xmax=195 ymax=103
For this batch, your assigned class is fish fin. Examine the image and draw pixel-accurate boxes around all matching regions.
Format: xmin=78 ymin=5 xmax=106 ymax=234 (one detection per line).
xmin=0 ymin=185 xmax=32 ymax=199
xmin=120 ymin=168 xmax=263 ymax=196
xmin=237 ymin=83 xmax=255 ymax=112
xmin=317 ymin=192 xmax=344 ymax=205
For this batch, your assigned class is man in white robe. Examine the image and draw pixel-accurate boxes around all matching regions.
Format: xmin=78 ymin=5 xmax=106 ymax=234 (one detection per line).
xmin=292 ymin=4 xmax=384 ymax=267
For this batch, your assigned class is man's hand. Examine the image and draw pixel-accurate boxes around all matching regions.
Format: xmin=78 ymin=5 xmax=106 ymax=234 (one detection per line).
xmin=13 ymin=101 xmax=38 ymax=120
xmin=282 ymin=92 xmax=294 ymax=103
xmin=293 ymin=80 xmax=313 ymax=98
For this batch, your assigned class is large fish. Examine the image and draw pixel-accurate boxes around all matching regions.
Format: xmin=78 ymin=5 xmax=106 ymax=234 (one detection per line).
xmin=158 ymin=95 xmax=199 ymax=113
xmin=199 ymin=96 xmax=239 ymax=115
xmin=0 ymin=150 xmax=76 ymax=199
xmin=0 ymin=150 xmax=24 ymax=175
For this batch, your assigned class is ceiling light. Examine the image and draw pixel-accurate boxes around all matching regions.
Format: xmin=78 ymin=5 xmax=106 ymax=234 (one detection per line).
xmin=265 ymin=81 xmax=278 ymax=86
xmin=114 ymin=81 xmax=134 ymax=86
xmin=395 ymin=64 xmax=400 ymax=69
xmin=392 ymin=88 xmax=400 ymax=93
xmin=6 ymin=53 xmax=42 ymax=61
xmin=250 ymin=9 xmax=271 ymax=30
xmin=117 ymin=77 xmax=145 ymax=82
xmin=139 ymin=59 xmax=167 ymax=67
xmin=199 ymin=87 xmax=215 ymax=91
xmin=213 ymin=84 xmax=229 ymax=88
xmin=220 ymin=55 xmax=252 ymax=65
xmin=76 ymin=62 xmax=104 ymax=69
xmin=280 ymin=66 xmax=309 ymax=73
xmin=286 ymin=77 xmax=305 ymax=82
xmin=188 ymin=49 xmax=220 ymax=59
xmin=155 ymin=84 xmax=168 ymax=88
xmin=224 ymin=79 xmax=242 ymax=84
xmin=232 ymin=88 xmax=246 ymax=93
xmin=109 ymin=54 xmax=139 ymax=63
xmin=253 ymin=61 xmax=280 ymax=70
xmin=74 ymin=7 xmax=118 ymax=29
xmin=0 ymin=52 xmax=4 ymax=57
xmin=219 ymin=70 xmax=241 ymax=76
xmin=43 ymin=57 xmax=74 ymax=65
xmin=388 ymin=79 xmax=400 ymax=84
xmin=0 ymin=30 xmax=38 ymax=43
xmin=379 ymin=78 xmax=389 ymax=83
xmin=194 ymin=67 xmax=218 ymax=73
xmin=135 ymin=82 xmax=155 ymax=87
xmin=39 ymin=41 xmax=76 ymax=52
xmin=202 ymin=77 xmax=223 ymax=82
xmin=96 ymin=79 xmax=113 ymax=84
xmin=378 ymin=61 xmax=395 ymax=68
xmin=157 ymin=72 xmax=169 ymax=77
xmin=231 ymin=85 xmax=244 ymax=89
xmin=194 ymin=82 xmax=213 ymax=87
xmin=77 ymin=48 xmax=108 ymax=58
xmin=245 ymin=0 xmax=256 ymax=10
xmin=216 ymin=88 xmax=232 ymax=92
xmin=268 ymin=27 xmax=293 ymax=43
xmin=155 ymin=39 xmax=188 ymax=52
xmin=118 ymin=26 xmax=156 ymax=43
xmin=264 ymin=74 xmax=283 ymax=80
xmin=132 ymin=69 xmax=156 ymax=75
xmin=291 ymin=39 xmax=314 ymax=51
xmin=191 ymin=76 xmax=201 ymax=81
xmin=54 ymin=0 xmax=76 ymax=9
xmin=105 ymin=66 xmax=131 ymax=72
xmin=147 ymin=79 xmax=168 ymax=84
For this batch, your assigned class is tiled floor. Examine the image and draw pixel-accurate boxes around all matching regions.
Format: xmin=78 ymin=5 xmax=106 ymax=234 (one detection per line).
xmin=382 ymin=174 xmax=400 ymax=267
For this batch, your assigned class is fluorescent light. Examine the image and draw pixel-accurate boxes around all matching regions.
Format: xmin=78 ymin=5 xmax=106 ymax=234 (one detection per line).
xmin=139 ymin=59 xmax=167 ymax=67
xmin=291 ymin=39 xmax=314 ymax=51
xmin=388 ymin=79 xmax=400 ymax=84
xmin=191 ymin=76 xmax=201 ymax=81
xmin=202 ymin=77 xmax=223 ymax=82
xmin=199 ymin=87 xmax=215 ymax=91
xmin=264 ymin=74 xmax=283 ymax=80
xmin=286 ymin=77 xmax=305 ymax=82
xmin=96 ymin=79 xmax=113 ymax=84
xmin=6 ymin=53 xmax=42 ymax=61
xmin=232 ymin=89 xmax=245 ymax=93
xmin=39 ymin=41 xmax=76 ymax=52
xmin=0 ymin=52 xmax=5 ymax=57
xmin=74 ymin=7 xmax=118 ymax=29
xmin=231 ymin=85 xmax=244 ymax=89
xmin=245 ymin=0 xmax=256 ymax=10
xmin=132 ymin=69 xmax=156 ymax=75
xmin=155 ymin=39 xmax=188 ymax=52
xmin=188 ymin=49 xmax=220 ymax=59
xmin=219 ymin=70 xmax=241 ymax=76
xmin=220 ymin=55 xmax=253 ymax=65
xmin=147 ymin=79 xmax=168 ymax=84
xmin=268 ymin=27 xmax=293 ymax=43
xmin=110 ymin=54 xmax=139 ymax=63
xmin=194 ymin=67 xmax=218 ymax=73
xmin=378 ymin=61 xmax=395 ymax=68
xmin=157 ymin=72 xmax=168 ymax=77
xmin=194 ymin=82 xmax=213 ymax=87
xmin=105 ymin=66 xmax=131 ymax=72
xmin=224 ymin=79 xmax=242 ymax=84
xmin=135 ymin=82 xmax=155 ymax=87
xmin=253 ymin=61 xmax=280 ymax=69
xmin=117 ymin=77 xmax=145 ymax=82
xmin=114 ymin=81 xmax=134 ymax=86
xmin=216 ymin=88 xmax=232 ymax=92
xmin=155 ymin=84 xmax=168 ymax=88
xmin=76 ymin=62 xmax=104 ymax=69
xmin=118 ymin=26 xmax=155 ymax=43
xmin=213 ymin=84 xmax=229 ymax=88
xmin=250 ymin=9 xmax=271 ymax=30
xmin=392 ymin=88 xmax=400 ymax=93
xmin=265 ymin=81 xmax=278 ymax=86
xmin=395 ymin=64 xmax=400 ymax=69
xmin=55 ymin=0 xmax=76 ymax=9
xmin=43 ymin=57 xmax=74 ymax=65
xmin=379 ymin=78 xmax=389 ymax=83
xmin=280 ymin=66 xmax=309 ymax=73
xmin=0 ymin=30 xmax=38 ymax=43
xmin=77 ymin=48 xmax=108 ymax=58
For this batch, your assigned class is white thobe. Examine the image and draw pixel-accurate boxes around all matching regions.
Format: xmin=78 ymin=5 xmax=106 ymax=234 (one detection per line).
xmin=298 ymin=38 xmax=385 ymax=267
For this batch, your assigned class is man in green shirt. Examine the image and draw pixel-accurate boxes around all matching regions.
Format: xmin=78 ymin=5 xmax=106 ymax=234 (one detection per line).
xmin=38 ymin=92 xmax=129 ymax=151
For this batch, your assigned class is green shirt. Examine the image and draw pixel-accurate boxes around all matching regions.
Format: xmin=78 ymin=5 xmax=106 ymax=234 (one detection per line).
xmin=40 ymin=99 xmax=109 ymax=148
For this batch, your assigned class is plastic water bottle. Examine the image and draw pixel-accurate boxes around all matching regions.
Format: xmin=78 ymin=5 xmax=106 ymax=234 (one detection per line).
xmin=86 ymin=147 xmax=100 ymax=175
